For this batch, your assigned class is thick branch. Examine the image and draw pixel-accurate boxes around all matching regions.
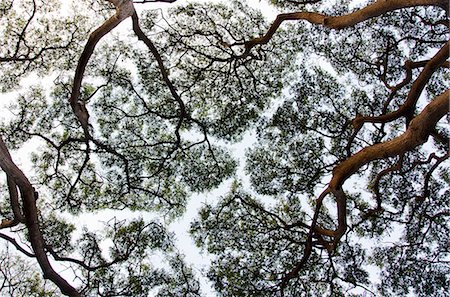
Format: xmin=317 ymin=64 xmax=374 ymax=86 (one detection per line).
xmin=6 ymin=176 xmax=25 ymax=223
xmin=243 ymin=0 xmax=448 ymax=52
xmin=331 ymin=89 xmax=449 ymax=190
xmin=0 ymin=143 xmax=26 ymax=224
xmin=354 ymin=41 xmax=449 ymax=126
xmin=283 ymin=90 xmax=449 ymax=290
xmin=69 ymin=0 xmax=135 ymax=135
xmin=0 ymin=137 xmax=80 ymax=297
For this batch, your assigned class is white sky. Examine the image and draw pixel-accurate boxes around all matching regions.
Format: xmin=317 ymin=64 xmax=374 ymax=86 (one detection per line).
xmin=0 ymin=1 xmax=280 ymax=295
xmin=1 ymin=0 xmax=437 ymax=296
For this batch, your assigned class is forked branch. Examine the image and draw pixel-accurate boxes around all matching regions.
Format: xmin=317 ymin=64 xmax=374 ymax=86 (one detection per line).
xmin=352 ymin=41 xmax=450 ymax=127
xmin=0 ymin=137 xmax=81 ymax=297
xmin=282 ymin=89 xmax=449 ymax=291
xmin=241 ymin=0 xmax=448 ymax=55
xmin=330 ymin=89 xmax=449 ymax=190
xmin=131 ymin=12 xmax=187 ymax=143
xmin=69 ymin=0 xmax=135 ymax=136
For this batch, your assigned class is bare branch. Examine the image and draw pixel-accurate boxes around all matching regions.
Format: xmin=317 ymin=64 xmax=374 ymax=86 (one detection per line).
xmin=0 ymin=147 xmax=25 ymax=224
xmin=131 ymin=12 xmax=187 ymax=144
xmin=353 ymin=41 xmax=450 ymax=127
xmin=0 ymin=233 xmax=35 ymax=258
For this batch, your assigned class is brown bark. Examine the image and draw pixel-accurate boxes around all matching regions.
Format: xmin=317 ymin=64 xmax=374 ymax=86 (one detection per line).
xmin=69 ymin=0 xmax=135 ymax=136
xmin=323 ymin=0 xmax=448 ymax=29
xmin=243 ymin=0 xmax=448 ymax=53
xmin=283 ymin=90 xmax=449 ymax=291
xmin=0 ymin=141 xmax=26 ymax=224
xmin=0 ymin=137 xmax=81 ymax=297
xmin=330 ymin=89 xmax=449 ymax=190
xmin=317 ymin=89 xmax=449 ymax=244
xmin=353 ymin=41 xmax=450 ymax=127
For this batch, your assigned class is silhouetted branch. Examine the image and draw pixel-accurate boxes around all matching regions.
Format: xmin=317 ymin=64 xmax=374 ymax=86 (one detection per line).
xmin=0 ymin=137 xmax=81 ymax=296
xmin=69 ymin=0 xmax=135 ymax=136
xmin=238 ymin=0 xmax=448 ymax=57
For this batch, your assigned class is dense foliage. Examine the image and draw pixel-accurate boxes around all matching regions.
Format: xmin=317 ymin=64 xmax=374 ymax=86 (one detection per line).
xmin=0 ymin=0 xmax=448 ymax=296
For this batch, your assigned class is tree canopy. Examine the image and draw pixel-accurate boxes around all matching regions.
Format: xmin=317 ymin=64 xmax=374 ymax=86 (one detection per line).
xmin=0 ymin=0 xmax=448 ymax=296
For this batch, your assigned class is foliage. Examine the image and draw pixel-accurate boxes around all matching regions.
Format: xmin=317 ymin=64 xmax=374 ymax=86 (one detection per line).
xmin=0 ymin=248 xmax=58 ymax=296
xmin=0 ymin=0 xmax=448 ymax=296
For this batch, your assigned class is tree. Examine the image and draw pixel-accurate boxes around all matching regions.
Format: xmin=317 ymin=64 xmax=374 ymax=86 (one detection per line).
xmin=0 ymin=247 xmax=59 ymax=296
xmin=0 ymin=0 xmax=448 ymax=296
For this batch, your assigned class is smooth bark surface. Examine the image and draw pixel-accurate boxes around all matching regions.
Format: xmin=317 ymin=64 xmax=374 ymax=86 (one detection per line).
xmin=0 ymin=137 xmax=81 ymax=297
xmin=243 ymin=0 xmax=448 ymax=53
xmin=69 ymin=0 xmax=135 ymax=136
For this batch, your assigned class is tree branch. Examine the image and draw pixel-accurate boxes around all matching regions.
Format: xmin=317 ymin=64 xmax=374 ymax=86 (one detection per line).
xmin=133 ymin=0 xmax=177 ymax=3
xmin=241 ymin=0 xmax=448 ymax=54
xmin=69 ymin=0 xmax=135 ymax=136
xmin=131 ymin=12 xmax=187 ymax=144
xmin=0 ymin=233 xmax=35 ymax=258
xmin=331 ymin=89 xmax=449 ymax=190
xmin=281 ymin=89 xmax=449 ymax=290
xmin=0 ymin=137 xmax=81 ymax=297
xmin=353 ymin=40 xmax=449 ymax=127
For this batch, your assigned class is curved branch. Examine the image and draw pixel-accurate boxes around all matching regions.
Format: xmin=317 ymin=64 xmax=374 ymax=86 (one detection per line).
xmin=281 ymin=89 xmax=448 ymax=290
xmin=371 ymin=156 xmax=403 ymax=210
xmin=1 ymin=143 xmax=25 ymax=223
xmin=353 ymin=40 xmax=449 ymax=126
xmin=331 ymin=89 xmax=449 ymax=190
xmin=0 ymin=137 xmax=81 ymax=297
xmin=280 ymin=187 xmax=331 ymax=293
xmin=242 ymin=0 xmax=448 ymax=54
xmin=69 ymin=0 xmax=135 ymax=136
xmin=131 ymin=12 xmax=187 ymax=143
xmin=416 ymin=152 xmax=449 ymax=202
xmin=0 ymin=233 xmax=35 ymax=258
xmin=10 ymin=0 xmax=37 ymax=61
